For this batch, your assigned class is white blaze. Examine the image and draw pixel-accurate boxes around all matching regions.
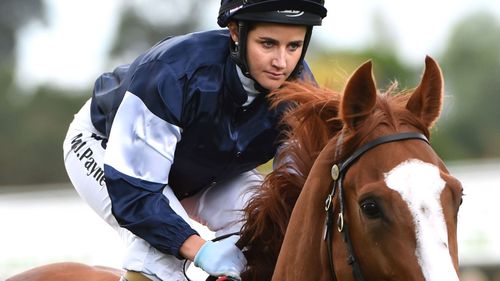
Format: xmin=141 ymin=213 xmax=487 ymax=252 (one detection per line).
xmin=384 ymin=159 xmax=459 ymax=281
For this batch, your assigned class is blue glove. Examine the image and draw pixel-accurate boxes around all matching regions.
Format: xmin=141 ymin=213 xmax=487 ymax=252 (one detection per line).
xmin=194 ymin=235 xmax=247 ymax=280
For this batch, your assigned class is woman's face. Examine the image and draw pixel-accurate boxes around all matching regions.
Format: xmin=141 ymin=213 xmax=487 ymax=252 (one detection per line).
xmin=230 ymin=22 xmax=307 ymax=91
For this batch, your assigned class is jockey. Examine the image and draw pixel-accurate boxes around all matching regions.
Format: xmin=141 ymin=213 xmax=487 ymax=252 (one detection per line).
xmin=62 ymin=1 xmax=327 ymax=280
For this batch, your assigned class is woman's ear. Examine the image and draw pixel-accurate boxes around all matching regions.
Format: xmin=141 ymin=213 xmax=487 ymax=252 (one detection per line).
xmin=227 ymin=21 xmax=239 ymax=43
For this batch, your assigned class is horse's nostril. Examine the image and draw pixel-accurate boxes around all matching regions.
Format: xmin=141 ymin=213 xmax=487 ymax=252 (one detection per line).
xmin=420 ymin=205 xmax=429 ymax=216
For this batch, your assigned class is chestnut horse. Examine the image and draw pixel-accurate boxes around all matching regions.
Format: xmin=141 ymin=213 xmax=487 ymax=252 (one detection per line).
xmin=7 ymin=57 xmax=463 ymax=281
xmin=239 ymin=56 xmax=463 ymax=281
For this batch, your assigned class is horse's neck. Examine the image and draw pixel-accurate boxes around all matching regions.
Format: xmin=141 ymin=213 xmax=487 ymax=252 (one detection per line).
xmin=272 ymin=137 xmax=341 ymax=281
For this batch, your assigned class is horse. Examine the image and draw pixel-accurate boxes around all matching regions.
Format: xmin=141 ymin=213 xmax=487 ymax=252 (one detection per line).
xmin=238 ymin=56 xmax=463 ymax=281
xmin=5 ymin=262 xmax=123 ymax=281
xmin=6 ymin=56 xmax=463 ymax=281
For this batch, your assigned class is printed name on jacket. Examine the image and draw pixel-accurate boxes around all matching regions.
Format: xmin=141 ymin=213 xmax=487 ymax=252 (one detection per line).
xmin=70 ymin=133 xmax=106 ymax=187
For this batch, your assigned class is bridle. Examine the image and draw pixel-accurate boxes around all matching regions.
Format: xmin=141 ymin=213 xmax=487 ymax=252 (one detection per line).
xmin=323 ymin=132 xmax=429 ymax=281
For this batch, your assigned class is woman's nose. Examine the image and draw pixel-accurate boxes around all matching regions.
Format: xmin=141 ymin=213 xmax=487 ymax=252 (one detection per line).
xmin=271 ymin=49 xmax=286 ymax=69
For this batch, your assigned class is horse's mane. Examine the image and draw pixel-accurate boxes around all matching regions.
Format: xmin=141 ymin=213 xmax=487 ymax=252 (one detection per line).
xmin=239 ymin=81 xmax=342 ymax=281
xmin=239 ymin=80 xmax=429 ymax=281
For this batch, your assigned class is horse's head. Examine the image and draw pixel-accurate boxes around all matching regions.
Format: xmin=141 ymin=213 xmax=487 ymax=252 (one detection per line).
xmin=328 ymin=56 xmax=463 ymax=281
xmin=241 ymin=56 xmax=463 ymax=281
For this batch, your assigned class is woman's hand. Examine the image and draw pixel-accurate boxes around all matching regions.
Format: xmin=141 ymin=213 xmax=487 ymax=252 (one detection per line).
xmin=193 ymin=235 xmax=247 ymax=281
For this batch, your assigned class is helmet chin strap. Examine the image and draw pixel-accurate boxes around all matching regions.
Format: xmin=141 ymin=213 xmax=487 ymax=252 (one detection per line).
xmin=230 ymin=21 xmax=251 ymax=77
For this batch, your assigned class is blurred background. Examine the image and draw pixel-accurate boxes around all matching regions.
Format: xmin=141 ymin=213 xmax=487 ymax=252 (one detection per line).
xmin=1 ymin=0 xmax=499 ymax=280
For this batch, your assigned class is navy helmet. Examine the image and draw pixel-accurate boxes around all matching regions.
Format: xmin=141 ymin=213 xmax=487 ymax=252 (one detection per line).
xmin=218 ymin=0 xmax=327 ymax=27
xmin=217 ymin=0 xmax=327 ymax=83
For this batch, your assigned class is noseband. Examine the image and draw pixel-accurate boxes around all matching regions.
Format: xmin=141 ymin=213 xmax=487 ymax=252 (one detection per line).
xmin=323 ymin=132 xmax=429 ymax=281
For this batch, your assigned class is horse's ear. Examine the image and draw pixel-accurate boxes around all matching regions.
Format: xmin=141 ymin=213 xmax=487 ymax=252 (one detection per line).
xmin=341 ymin=60 xmax=377 ymax=129
xmin=406 ymin=56 xmax=444 ymax=128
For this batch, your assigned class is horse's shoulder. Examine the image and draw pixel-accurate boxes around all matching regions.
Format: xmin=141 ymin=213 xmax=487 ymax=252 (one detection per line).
xmin=7 ymin=262 xmax=122 ymax=281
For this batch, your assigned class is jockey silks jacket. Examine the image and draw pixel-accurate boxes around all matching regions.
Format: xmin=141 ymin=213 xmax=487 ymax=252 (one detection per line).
xmin=89 ymin=29 xmax=314 ymax=258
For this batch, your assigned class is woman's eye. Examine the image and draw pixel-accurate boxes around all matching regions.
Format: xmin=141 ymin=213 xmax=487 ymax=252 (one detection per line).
xmin=261 ymin=41 xmax=274 ymax=48
xmin=288 ymin=43 xmax=301 ymax=51
xmin=360 ymin=199 xmax=382 ymax=219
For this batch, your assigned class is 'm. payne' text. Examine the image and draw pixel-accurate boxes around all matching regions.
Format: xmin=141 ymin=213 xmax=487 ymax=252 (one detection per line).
xmin=70 ymin=133 xmax=106 ymax=187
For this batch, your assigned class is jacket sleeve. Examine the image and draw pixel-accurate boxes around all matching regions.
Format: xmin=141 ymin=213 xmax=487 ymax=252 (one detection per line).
xmin=103 ymin=61 xmax=197 ymax=258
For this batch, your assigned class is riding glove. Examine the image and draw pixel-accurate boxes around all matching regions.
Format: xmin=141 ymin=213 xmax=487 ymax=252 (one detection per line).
xmin=194 ymin=235 xmax=247 ymax=280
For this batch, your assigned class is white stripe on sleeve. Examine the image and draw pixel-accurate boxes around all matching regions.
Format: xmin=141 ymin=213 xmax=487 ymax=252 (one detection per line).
xmin=104 ymin=91 xmax=181 ymax=184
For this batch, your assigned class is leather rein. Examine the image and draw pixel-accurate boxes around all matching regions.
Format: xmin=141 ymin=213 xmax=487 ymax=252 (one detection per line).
xmin=323 ymin=132 xmax=429 ymax=281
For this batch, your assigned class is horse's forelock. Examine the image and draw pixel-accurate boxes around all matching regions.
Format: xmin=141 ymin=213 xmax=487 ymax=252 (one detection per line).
xmin=336 ymin=85 xmax=431 ymax=162
xmin=380 ymin=87 xmax=431 ymax=137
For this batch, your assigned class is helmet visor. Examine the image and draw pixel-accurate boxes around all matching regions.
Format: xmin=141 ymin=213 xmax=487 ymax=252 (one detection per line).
xmin=232 ymin=10 xmax=323 ymax=26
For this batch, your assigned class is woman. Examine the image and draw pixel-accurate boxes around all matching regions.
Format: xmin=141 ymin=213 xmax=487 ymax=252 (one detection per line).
xmin=62 ymin=1 xmax=327 ymax=280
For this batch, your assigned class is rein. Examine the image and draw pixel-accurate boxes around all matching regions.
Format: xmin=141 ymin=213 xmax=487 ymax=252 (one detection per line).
xmin=323 ymin=132 xmax=429 ymax=281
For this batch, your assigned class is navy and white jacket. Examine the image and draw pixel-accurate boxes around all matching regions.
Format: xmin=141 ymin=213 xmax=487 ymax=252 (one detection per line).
xmin=89 ymin=29 xmax=314 ymax=258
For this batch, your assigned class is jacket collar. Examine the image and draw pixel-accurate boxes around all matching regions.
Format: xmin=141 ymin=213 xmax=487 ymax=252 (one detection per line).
xmin=224 ymin=57 xmax=249 ymax=106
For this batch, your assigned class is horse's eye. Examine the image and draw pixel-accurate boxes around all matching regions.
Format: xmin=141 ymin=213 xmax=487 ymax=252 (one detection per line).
xmin=360 ymin=199 xmax=382 ymax=219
